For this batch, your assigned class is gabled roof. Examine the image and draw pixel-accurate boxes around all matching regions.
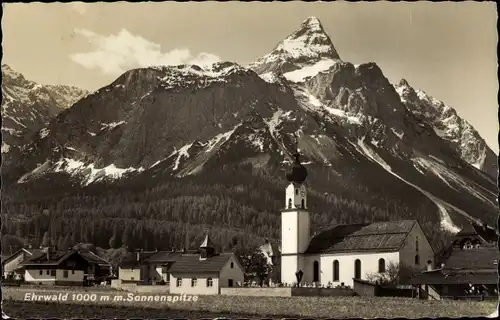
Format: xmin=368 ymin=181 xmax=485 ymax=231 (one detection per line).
xmin=442 ymin=246 xmax=498 ymax=270
xmin=200 ymin=234 xmax=215 ymax=248
xmin=167 ymin=253 xmax=234 ymax=274
xmin=20 ymin=249 xmax=82 ymax=266
xmin=118 ymin=251 xmax=158 ymax=268
xmin=408 ymin=270 xmax=497 ymax=285
xmin=1 ymin=248 xmax=44 ymax=265
xmin=306 ymin=220 xmax=416 ymax=254
xmin=78 ymin=250 xmax=111 ymax=267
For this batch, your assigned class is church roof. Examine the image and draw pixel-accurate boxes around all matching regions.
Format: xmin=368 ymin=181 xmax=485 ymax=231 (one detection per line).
xmin=305 ymin=220 xmax=417 ymax=254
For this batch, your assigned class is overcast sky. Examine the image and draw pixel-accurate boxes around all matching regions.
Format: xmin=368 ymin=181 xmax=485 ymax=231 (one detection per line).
xmin=2 ymin=2 xmax=498 ymax=152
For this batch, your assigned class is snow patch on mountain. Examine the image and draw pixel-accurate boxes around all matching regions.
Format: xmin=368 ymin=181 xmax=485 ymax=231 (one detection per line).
xmin=283 ymin=59 xmax=337 ymax=83
xmin=205 ymin=126 xmax=239 ymax=153
xmin=39 ymin=127 xmax=50 ymax=139
xmin=2 ymin=142 xmax=11 ymax=153
xmin=100 ymin=121 xmax=126 ymax=131
xmin=172 ymin=142 xmax=194 ymax=171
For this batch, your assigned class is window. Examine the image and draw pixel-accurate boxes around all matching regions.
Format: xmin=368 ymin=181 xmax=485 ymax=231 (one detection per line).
xmin=72 ymin=270 xmax=75 ymax=275
xmin=295 ymin=189 xmax=299 ymax=195
xmin=301 ymin=199 xmax=305 ymax=209
xmin=228 ymin=279 xmax=234 ymax=287
xmin=207 ymin=278 xmax=213 ymax=287
xmin=131 ymin=277 xmax=134 ymax=281
xmin=230 ymin=262 xmax=234 ymax=269
xmin=39 ymin=270 xmax=43 ymax=275
xmin=333 ymin=260 xmax=339 ymax=281
xmin=378 ymin=259 xmax=386 ymax=273
xmin=50 ymin=270 xmax=56 ymax=276
xmin=313 ymin=261 xmax=319 ymax=282
xmin=63 ymin=270 xmax=68 ymax=278
xmin=177 ymin=278 xmax=182 ymax=287
xmin=415 ymin=236 xmax=419 ymax=252
xmin=354 ymin=259 xmax=361 ymax=279
xmin=46 ymin=270 xmax=50 ymax=275
xmin=415 ymin=254 xmax=420 ymax=265
xmin=191 ymin=278 xmax=197 ymax=287
xmin=288 ymin=198 xmax=292 ymax=209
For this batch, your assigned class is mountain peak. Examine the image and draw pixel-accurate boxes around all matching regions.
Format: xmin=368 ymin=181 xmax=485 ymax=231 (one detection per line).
xmin=249 ymin=16 xmax=341 ymax=77
xmin=398 ymin=78 xmax=410 ymax=87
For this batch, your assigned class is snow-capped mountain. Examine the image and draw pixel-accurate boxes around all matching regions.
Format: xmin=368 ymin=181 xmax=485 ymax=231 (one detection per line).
xmin=3 ymin=17 xmax=498 ymax=243
xmin=394 ymin=78 xmax=497 ymax=177
xmin=1 ymin=64 xmax=89 ymax=165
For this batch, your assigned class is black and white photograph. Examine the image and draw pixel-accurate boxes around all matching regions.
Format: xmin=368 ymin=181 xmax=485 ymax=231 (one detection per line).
xmin=1 ymin=2 xmax=498 ymax=319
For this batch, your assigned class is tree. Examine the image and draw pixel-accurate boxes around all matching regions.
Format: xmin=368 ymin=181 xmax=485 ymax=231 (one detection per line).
xmin=41 ymin=232 xmax=50 ymax=247
xmin=365 ymin=262 xmax=412 ymax=287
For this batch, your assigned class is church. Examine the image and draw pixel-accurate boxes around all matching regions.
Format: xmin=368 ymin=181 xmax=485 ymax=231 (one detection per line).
xmin=280 ymin=151 xmax=435 ymax=288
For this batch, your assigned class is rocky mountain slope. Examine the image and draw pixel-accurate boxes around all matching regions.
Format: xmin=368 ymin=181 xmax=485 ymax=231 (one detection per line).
xmin=2 ymin=17 xmax=497 ymax=253
xmin=1 ymin=64 xmax=89 ymax=166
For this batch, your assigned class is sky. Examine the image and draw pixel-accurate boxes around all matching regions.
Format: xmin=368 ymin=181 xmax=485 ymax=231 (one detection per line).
xmin=2 ymin=2 xmax=498 ymax=152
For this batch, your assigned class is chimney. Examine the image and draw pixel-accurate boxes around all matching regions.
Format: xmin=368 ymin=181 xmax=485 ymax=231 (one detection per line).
xmin=440 ymin=263 xmax=445 ymax=269
xmin=171 ymin=247 xmax=176 ymax=252
xmin=182 ymin=248 xmax=186 ymax=254
xmin=427 ymin=260 xmax=433 ymax=271
xmin=136 ymin=251 xmax=140 ymax=262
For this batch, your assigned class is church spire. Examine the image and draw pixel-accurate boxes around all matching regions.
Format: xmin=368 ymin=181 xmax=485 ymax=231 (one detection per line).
xmin=286 ymin=133 xmax=308 ymax=184
xmin=200 ymin=230 xmax=215 ymax=259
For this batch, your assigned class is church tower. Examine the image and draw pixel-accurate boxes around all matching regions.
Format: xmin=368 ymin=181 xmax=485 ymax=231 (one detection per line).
xmin=281 ymin=148 xmax=310 ymax=285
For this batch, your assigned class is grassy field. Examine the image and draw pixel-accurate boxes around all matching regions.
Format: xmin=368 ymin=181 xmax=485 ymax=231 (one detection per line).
xmin=3 ymin=287 xmax=497 ymax=319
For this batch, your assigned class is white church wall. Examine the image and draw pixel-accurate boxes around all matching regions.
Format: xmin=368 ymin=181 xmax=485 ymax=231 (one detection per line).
xmin=319 ymin=251 xmax=400 ymax=288
xmin=399 ymin=223 xmax=434 ymax=272
xmin=281 ymin=213 xmax=298 ymax=254
xmin=281 ymin=255 xmax=300 ymax=285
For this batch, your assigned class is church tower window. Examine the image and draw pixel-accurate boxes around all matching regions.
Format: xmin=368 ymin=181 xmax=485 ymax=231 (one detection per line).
xmin=354 ymin=259 xmax=361 ymax=279
xmin=378 ymin=258 xmax=386 ymax=273
xmin=301 ymin=199 xmax=305 ymax=209
xmin=313 ymin=261 xmax=319 ymax=282
xmin=288 ymin=198 xmax=292 ymax=209
xmin=295 ymin=189 xmax=299 ymax=195
xmin=333 ymin=260 xmax=339 ymax=281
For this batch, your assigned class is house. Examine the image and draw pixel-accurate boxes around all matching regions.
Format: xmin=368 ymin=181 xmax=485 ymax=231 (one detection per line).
xmin=168 ymin=235 xmax=244 ymax=295
xmin=117 ymin=235 xmax=245 ymax=295
xmin=280 ymin=151 xmax=434 ymax=288
xmin=408 ymin=243 xmax=498 ymax=300
xmin=78 ymin=250 xmax=113 ymax=283
xmin=2 ymin=248 xmax=43 ymax=279
xmin=18 ymin=248 xmax=93 ymax=285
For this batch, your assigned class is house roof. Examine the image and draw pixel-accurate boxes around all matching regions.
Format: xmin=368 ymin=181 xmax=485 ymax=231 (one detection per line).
xmin=167 ymin=253 xmax=233 ymax=274
xmin=19 ymin=249 xmax=79 ymax=266
xmin=305 ymin=220 xmax=416 ymax=254
xmin=408 ymin=270 xmax=497 ymax=285
xmin=1 ymin=248 xmax=44 ymax=265
xmin=78 ymin=250 xmax=111 ymax=267
xmin=442 ymin=246 xmax=498 ymax=270
xmin=144 ymin=251 xmax=182 ymax=263
xmin=119 ymin=251 xmax=158 ymax=268
xmin=453 ymin=222 xmax=498 ymax=244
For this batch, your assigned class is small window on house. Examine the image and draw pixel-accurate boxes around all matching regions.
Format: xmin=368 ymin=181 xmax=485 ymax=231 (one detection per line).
xmin=333 ymin=260 xmax=339 ymax=281
xmin=230 ymin=262 xmax=234 ymax=269
xmin=288 ymin=198 xmax=292 ymax=209
xmin=39 ymin=270 xmax=43 ymax=275
xmin=46 ymin=270 xmax=50 ymax=275
xmin=228 ymin=279 xmax=234 ymax=287
xmin=191 ymin=278 xmax=197 ymax=287
xmin=63 ymin=270 xmax=68 ymax=278
xmin=50 ymin=270 xmax=56 ymax=276
xmin=207 ymin=278 xmax=213 ymax=287
xmin=72 ymin=270 xmax=75 ymax=275
xmin=415 ymin=254 xmax=420 ymax=265
xmin=378 ymin=258 xmax=386 ymax=273
xmin=177 ymin=278 xmax=182 ymax=287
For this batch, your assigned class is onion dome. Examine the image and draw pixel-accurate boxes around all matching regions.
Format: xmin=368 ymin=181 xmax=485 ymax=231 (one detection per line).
xmin=286 ymin=152 xmax=308 ymax=184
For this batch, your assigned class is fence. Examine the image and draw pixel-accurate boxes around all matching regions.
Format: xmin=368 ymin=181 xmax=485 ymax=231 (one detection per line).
xmin=441 ymin=295 xmax=498 ymax=301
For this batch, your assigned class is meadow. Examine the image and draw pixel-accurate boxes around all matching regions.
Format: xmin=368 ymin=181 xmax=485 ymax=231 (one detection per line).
xmin=3 ymin=287 xmax=496 ymax=319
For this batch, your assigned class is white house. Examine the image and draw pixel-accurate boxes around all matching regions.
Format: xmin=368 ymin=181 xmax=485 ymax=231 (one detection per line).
xmin=281 ymin=152 xmax=434 ymax=288
xmin=168 ymin=234 xmax=245 ymax=295
xmin=2 ymin=248 xmax=43 ymax=279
